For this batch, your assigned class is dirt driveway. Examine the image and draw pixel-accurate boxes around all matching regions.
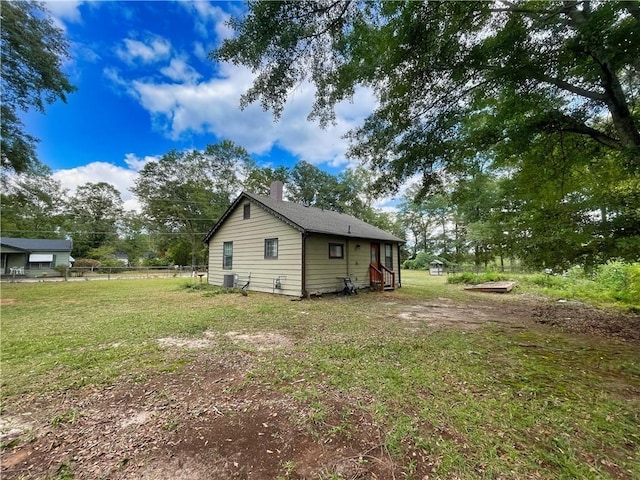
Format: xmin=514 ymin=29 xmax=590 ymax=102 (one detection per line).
xmin=2 ymin=293 xmax=638 ymax=479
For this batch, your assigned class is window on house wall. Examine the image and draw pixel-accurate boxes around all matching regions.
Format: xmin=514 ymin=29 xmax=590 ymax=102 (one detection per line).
xmin=264 ymin=238 xmax=278 ymax=259
xmin=385 ymin=244 xmax=393 ymax=269
xmin=243 ymin=203 xmax=250 ymax=219
xmin=223 ymin=242 xmax=233 ymax=270
xmin=29 ymin=262 xmax=53 ymax=270
xmin=28 ymin=254 xmax=54 ymax=270
xmin=329 ymin=243 xmax=344 ymax=259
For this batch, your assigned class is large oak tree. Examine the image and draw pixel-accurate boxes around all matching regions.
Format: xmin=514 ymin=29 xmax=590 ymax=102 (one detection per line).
xmin=214 ymin=1 xmax=639 ymax=194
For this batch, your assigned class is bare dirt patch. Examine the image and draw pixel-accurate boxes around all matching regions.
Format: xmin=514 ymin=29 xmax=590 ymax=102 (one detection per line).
xmin=225 ymin=331 xmax=293 ymax=351
xmin=157 ymin=337 xmax=215 ymax=350
xmin=1 ymin=352 xmax=403 ymax=480
xmin=392 ymin=293 xmax=640 ymax=343
xmin=0 ymin=298 xmax=16 ymax=306
xmin=529 ymin=301 xmax=640 ymax=342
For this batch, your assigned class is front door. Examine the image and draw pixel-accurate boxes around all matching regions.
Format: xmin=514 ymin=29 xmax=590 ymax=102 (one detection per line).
xmin=370 ymin=243 xmax=380 ymax=268
xmin=370 ymin=243 xmax=381 ymax=287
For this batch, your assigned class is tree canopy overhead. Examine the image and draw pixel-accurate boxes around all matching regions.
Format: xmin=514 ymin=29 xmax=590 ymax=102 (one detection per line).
xmin=1 ymin=0 xmax=76 ymax=173
xmin=214 ymin=0 xmax=639 ymax=193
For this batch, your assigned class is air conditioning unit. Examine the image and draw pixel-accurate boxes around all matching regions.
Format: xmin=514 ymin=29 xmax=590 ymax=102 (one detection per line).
xmin=223 ymin=274 xmax=235 ymax=288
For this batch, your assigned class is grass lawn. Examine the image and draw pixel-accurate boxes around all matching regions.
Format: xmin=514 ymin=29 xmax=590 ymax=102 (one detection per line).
xmin=1 ymin=272 xmax=639 ymax=479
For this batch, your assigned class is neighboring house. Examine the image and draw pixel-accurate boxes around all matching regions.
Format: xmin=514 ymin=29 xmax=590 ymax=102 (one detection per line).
xmin=114 ymin=252 xmax=129 ymax=266
xmin=0 ymin=237 xmax=73 ymax=278
xmin=204 ymin=183 xmax=404 ymax=297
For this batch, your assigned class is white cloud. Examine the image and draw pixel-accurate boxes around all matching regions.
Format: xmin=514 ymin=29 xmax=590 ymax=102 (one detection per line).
xmin=44 ymin=0 xmax=83 ymax=28
xmin=160 ymin=57 xmax=202 ymax=83
xmin=124 ymin=153 xmax=158 ymax=171
xmin=116 ymin=35 xmax=172 ymax=65
xmin=181 ymin=1 xmax=235 ymax=43
xmin=103 ymin=5 xmax=379 ymax=170
xmin=127 ymin=61 xmax=377 ymax=168
xmin=52 ymin=160 xmax=141 ymax=212
xmin=193 ymin=41 xmax=209 ymax=62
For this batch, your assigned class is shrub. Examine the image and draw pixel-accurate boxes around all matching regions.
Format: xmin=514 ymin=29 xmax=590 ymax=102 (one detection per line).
xmin=143 ymin=257 xmax=171 ymax=267
xmin=594 ymin=261 xmax=640 ymax=303
xmin=73 ymin=258 xmax=100 ymax=268
xmin=527 ymin=273 xmax=570 ymax=289
xmin=447 ymin=271 xmax=510 ymax=285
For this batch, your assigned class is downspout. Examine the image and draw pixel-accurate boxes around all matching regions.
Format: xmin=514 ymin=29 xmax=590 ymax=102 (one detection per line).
xmin=301 ymin=232 xmax=308 ymax=297
xmin=397 ymin=243 xmax=402 ymax=288
xmin=346 ymin=238 xmax=350 ymax=277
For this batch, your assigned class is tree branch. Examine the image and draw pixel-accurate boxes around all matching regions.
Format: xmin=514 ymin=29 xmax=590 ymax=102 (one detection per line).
xmin=534 ymin=73 xmax=606 ymax=102
xmin=535 ymin=111 xmax=622 ymax=150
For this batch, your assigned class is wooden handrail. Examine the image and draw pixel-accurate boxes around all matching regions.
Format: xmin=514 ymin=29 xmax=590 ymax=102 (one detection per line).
xmin=370 ymin=264 xmax=395 ymax=291
xmin=380 ymin=264 xmax=395 ymax=289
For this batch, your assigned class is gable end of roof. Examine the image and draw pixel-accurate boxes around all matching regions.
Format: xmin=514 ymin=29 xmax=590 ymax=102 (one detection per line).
xmin=204 ymin=192 xmax=404 ymax=244
xmin=202 ymin=193 xmax=305 ymax=244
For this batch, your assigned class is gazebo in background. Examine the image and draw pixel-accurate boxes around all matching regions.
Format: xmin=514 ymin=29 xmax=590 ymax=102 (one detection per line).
xmin=429 ymin=260 xmax=444 ymax=276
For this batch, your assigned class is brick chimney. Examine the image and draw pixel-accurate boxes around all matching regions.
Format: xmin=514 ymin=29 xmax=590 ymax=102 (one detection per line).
xmin=270 ymin=180 xmax=283 ymax=201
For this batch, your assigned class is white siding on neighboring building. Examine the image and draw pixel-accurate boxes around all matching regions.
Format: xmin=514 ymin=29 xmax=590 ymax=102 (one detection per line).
xmin=208 ymin=200 xmax=303 ymax=296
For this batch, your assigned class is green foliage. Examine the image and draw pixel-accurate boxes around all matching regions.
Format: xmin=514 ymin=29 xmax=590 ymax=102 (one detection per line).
xmin=51 ymin=408 xmax=79 ymax=427
xmin=446 ymin=262 xmax=640 ymax=310
xmin=142 ymin=256 xmax=171 ymax=267
xmin=178 ymin=282 xmax=232 ymax=294
xmin=132 ymin=140 xmax=252 ymax=266
xmin=447 ymin=271 xmax=510 ymax=285
xmin=215 ymin=0 xmax=640 ymax=270
xmin=216 ymin=1 xmax=639 ymax=190
xmin=516 ymin=262 xmax=640 ymax=310
xmin=73 ymin=258 xmax=100 ymax=269
xmin=402 ymin=252 xmax=444 ymax=271
xmin=67 ymin=182 xmax=124 ymax=258
xmin=594 ymin=261 xmax=640 ymax=305
xmin=86 ymin=245 xmax=117 ymax=262
xmin=1 ymin=0 xmax=76 ymax=173
xmin=0 ymin=169 xmax=68 ymax=239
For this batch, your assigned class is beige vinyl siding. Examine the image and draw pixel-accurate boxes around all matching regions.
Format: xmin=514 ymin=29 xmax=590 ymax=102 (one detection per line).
xmin=305 ymin=237 xmax=401 ymax=294
xmin=347 ymin=240 xmax=372 ymax=289
xmin=305 ymin=235 xmax=347 ymax=294
xmin=305 ymin=235 xmax=376 ymax=294
xmin=208 ymin=201 xmax=302 ymax=296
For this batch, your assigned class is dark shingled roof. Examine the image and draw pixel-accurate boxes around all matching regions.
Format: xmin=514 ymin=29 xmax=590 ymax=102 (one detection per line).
xmin=204 ymin=192 xmax=404 ymax=243
xmin=0 ymin=237 xmax=73 ymax=252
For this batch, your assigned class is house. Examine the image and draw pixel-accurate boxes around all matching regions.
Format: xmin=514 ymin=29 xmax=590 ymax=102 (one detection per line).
xmin=204 ymin=183 xmax=404 ymax=296
xmin=1 ymin=237 xmax=73 ymax=278
xmin=114 ymin=252 xmax=129 ymax=266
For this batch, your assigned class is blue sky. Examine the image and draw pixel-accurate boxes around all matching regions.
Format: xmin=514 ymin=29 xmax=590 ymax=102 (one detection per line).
xmin=27 ymin=0 xmax=380 ymax=211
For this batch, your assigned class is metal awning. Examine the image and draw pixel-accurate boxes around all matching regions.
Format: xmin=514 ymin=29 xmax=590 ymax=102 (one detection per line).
xmin=29 ymin=254 xmax=53 ymax=262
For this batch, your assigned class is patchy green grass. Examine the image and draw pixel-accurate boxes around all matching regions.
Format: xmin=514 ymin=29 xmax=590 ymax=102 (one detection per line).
xmin=1 ymin=274 xmax=639 ymax=479
xmin=446 ymin=262 xmax=640 ymax=312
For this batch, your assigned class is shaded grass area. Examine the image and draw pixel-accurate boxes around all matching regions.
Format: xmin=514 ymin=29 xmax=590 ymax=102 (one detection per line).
xmin=1 ymin=274 xmax=639 ymax=479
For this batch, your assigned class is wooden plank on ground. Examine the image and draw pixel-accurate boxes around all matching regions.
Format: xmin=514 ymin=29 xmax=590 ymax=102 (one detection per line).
xmin=464 ymin=281 xmax=516 ymax=293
